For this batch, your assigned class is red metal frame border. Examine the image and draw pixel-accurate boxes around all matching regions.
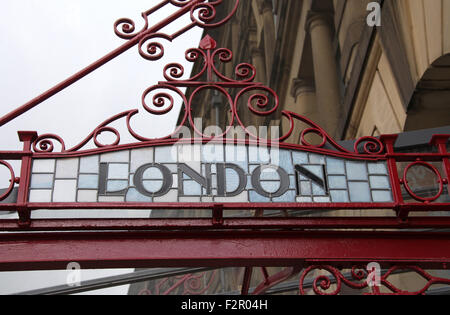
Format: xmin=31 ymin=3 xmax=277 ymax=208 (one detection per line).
xmin=0 ymin=0 xmax=449 ymax=295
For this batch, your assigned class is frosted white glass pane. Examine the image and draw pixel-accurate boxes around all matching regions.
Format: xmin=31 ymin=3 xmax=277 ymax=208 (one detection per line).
xmin=348 ymin=182 xmax=371 ymax=202
xmin=108 ymin=164 xmax=129 ymax=179
xmin=292 ymin=152 xmax=308 ymax=164
xmin=155 ymin=146 xmax=177 ymax=163
xmin=300 ymin=181 xmax=311 ymax=195
xmin=330 ymin=190 xmax=349 ymax=202
xmin=130 ymin=148 xmax=153 ymax=172
xmin=328 ymin=176 xmax=347 ymax=189
xmin=29 ymin=190 xmax=52 ymax=202
xmin=226 ymin=168 xmax=241 ymax=192
xmin=369 ymin=176 xmax=391 ymax=189
xmin=289 ymin=176 xmax=296 ymax=189
xmin=260 ymin=168 xmax=280 ymax=180
xmin=372 ymin=190 xmax=393 ymax=202
xmin=53 ymin=180 xmax=77 ymax=202
xmin=368 ymin=162 xmax=388 ymax=175
xmin=172 ymin=174 xmax=178 ymax=188
xmin=154 ymin=189 xmax=178 ymax=202
xmin=99 ymin=196 xmax=125 ymax=202
xmin=312 ymin=183 xmax=326 ymax=196
xmin=248 ymin=146 xmax=269 ymax=163
xmin=78 ymin=175 xmax=99 ymax=189
xmin=326 ymin=157 xmax=345 ymax=175
xmin=346 ymin=162 xmax=368 ymax=180
xmin=249 ymin=191 xmax=270 ymax=202
xmin=77 ymin=190 xmax=97 ymax=202
xmin=297 ymin=196 xmax=312 ymax=203
xmin=55 ymin=158 xmax=79 ymax=179
xmin=32 ymin=159 xmax=55 ymax=173
xmin=202 ymin=144 xmax=225 ymax=162
xmin=141 ymin=180 xmax=163 ymax=193
xmin=79 ymin=156 xmax=99 ymax=174
xmin=101 ymin=150 xmax=129 ymax=163
xmin=274 ymin=150 xmax=294 ymax=173
xmin=179 ymin=145 xmax=201 ymax=163
xmin=179 ymin=197 xmax=200 ymax=202
xmin=126 ymin=188 xmax=153 ymax=202
xmin=314 ymin=197 xmax=331 ymax=203
xmin=260 ymin=181 xmax=280 ymax=193
xmin=30 ymin=174 xmax=54 ymax=189
xmin=273 ymin=190 xmax=296 ymax=202
xmin=107 ymin=180 xmax=128 ymax=192
xmin=309 ymin=154 xmax=325 ymax=164
xmin=215 ymin=191 xmax=248 ymax=203
xmin=142 ymin=167 xmax=164 ymax=180
xmin=183 ymin=180 xmax=202 ymax=195
xmin=225 ymin=145 xmax=247 ymax=170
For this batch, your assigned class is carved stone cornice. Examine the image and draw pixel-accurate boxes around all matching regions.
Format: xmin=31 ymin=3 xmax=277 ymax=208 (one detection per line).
xmin=291 ymin=78 xmax=316 ymax=99
xmin=305 ymin=10 xmax=334 ymax=34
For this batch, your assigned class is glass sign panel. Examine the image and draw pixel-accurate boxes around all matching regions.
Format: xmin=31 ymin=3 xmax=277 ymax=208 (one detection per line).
xmin=28 ymin=144 xmax=393 ymax=204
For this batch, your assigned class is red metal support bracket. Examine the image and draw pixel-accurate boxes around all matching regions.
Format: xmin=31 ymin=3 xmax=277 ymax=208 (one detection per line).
xmin=212 ymin=204 xmax=224 ymax=226
xmin=16 ymin=131 xmax=38 ymax=226
xmin=380 ymin=135 xmax=406 ymax=219
xmin=430 ymin=135 xmax=450 ymax=197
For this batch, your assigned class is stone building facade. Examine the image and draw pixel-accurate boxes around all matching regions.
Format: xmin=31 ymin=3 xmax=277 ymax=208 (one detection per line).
xmin=189 ymin=0 xmax=450 ymax=142
xmin=129 ymin=0 xmax=450 ymax=295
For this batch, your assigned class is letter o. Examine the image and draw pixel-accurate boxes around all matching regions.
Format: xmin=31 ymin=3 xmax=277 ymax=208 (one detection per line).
xmin=134 ymin=163 xmax=173 ymax=197
xmin=251 ymin=165 xmax=290 ymax=198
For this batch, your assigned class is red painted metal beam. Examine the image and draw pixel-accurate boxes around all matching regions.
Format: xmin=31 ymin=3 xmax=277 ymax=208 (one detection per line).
xmin=0 ymin=231 xmax=449 ymax=271
xmin=1 ymin=217 xmax=450 ymax=231
xmin=19 ymin=202 xmax=450 ymax=212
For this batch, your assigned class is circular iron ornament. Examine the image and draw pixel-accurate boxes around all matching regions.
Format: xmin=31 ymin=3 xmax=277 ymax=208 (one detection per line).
xmin=93 ymin=127 xmax=120 ymax=148
xmin=190 ymin=0 xmax=240 ymax=29
xmin=142 ymin=84 xmax=178 ymax=116
xmin=138 ymin=33 xmax=172 ymax=61
xmin=114 ymin=18 xmax=141 ymax=40
xmin=235 ymin=86 xmax=279 ymax=116
xmin=163 ymin=63 xmax=185 ymax=81
xmin=0 ymin=160 xmax=15 ymax=202
xmin=127 ymin=85 xmax=188 ymax=142
xmin=354 ymin=136 xmax=384 ymax=155
xmin=403 ymin=161 xmax=444 ymax=202
xmin=299 ymin=266 xmax=342 ymax=296
xmin=299 ymin=265 xmax=369 ymax=295
xmin=300 ymin=128 xmax=327 ymax=148
xmin=33 ymin=134 xmax=66 ymax=153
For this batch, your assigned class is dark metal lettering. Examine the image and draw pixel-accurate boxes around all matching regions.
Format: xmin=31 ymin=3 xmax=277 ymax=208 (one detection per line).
xmin=216 ymin=163 xmax=247 ymax=197
xmin=98 ymin=162 xmax=128 ymax=197
xmin=178 ymin=163 xmax=212 ymax=196
xmin=295 ymin=165 xmax=329 ymax=195
xmin=251 ymin=165 xmax=289 ymax=198
xmin=134 ymin=163 xmax=173 ymax=198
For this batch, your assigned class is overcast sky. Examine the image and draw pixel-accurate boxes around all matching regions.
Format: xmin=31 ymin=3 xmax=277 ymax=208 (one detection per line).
xmin=0 ymin=0 xmax=203 ymax=295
